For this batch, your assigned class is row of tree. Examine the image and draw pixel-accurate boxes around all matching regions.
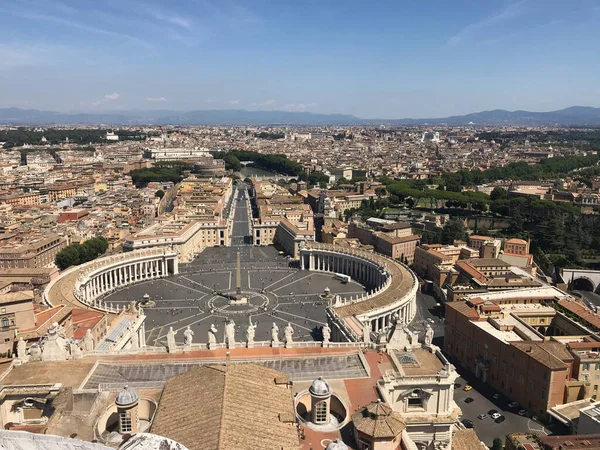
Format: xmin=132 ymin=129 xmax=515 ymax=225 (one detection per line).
xmin=441 ymin=152 xmax=600 ymax=192
xmin=55 ymin=237 xmax=109 ymax=270
xmin=130 ymin=162 xmax=191 ymax=187
xmin=1 ymin=128 xmax=145 ymax=148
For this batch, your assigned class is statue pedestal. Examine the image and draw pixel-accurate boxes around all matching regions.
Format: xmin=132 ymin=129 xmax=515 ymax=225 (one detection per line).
xmin=208 ymin=343 xmax=215 ymax=350
xmin=247 ymin=342 xmax=254 ymax=349
xmin=322 ymin=340 xmax=330 ymax=348
xmin=271 ymin=341 xmax=279 ymax=348
xmin=285 ymin=341 xmax=293 ymax=349
xmin=183 ymin=344 xmax=191 ymax=352
xmin=227 ymin=342 xmax=236 ymax=350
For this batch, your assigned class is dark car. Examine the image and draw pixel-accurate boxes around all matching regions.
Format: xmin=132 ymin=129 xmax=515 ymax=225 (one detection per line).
xmin=454 ymin=383 xmax=462 ymax=388
xmin=488 ymin=409 xmax=498 ymax=415
xmin=462 ymin=419 xmax=474 ymax=428
xmin=464 ymin=397 xmax=474 ymax=404
xmin=495 ymin=415 xmax=506 ymax=423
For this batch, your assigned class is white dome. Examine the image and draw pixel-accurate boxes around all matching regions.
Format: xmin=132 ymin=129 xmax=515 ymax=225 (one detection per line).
xmin=309 ymin=377 xmax=332 ymax=398
xmin=325 ymin=439 xmax=348 ymax=450
xmin=115 ymin=386 xmax=139 ymax=408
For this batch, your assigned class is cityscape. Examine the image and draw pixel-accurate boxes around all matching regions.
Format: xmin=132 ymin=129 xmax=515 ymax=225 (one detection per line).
xmin=2 ymin=1 xmax=600 ymax=450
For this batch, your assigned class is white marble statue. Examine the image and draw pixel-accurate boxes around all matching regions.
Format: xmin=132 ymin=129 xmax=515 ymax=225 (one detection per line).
xmin=130 ymin=324 xmax=139 ymax=349
xmin=16 ymin=336 xmax=27 ymax=362
xmin=246 ymin=319 xmax=256 ymax=347
xmin=284 ymin=322 xmax=294 ymax=348
xmin=30 ymin=344 xmax=42 ymax=361
xmin=41 ymin=322 xmax=67 ymax=361
xmin=224 ymin=319 xmax=236 ymax=349
xmin=322 ymin=324 xmax=331 ymax=344
xmin=271 ymin=322 xmax=280 ymax=346
xmin=208 ymin=324 xmax=218 ymax=348
xmin=166 ymin=326 xmax=177 ymax=352
xmin=82 ymin=329 xmax=94 ymax=352
xmin=184 ymin=326 xmax=194 ymax=347
xmin=424 ymin=324 xmax=434 ymax=346
xmin=69 ymin=342 xmax=83 ymax=359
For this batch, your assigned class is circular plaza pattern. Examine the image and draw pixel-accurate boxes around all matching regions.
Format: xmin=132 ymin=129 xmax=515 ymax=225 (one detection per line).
xmin=101 ymin=245 xmax=371 ymax=345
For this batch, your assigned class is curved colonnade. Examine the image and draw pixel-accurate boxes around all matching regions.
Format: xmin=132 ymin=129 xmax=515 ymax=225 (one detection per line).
xmin=44 ymin=248 xmax=179 ymax=314
xmin=300 ymin=243 xmax=418 ymax=342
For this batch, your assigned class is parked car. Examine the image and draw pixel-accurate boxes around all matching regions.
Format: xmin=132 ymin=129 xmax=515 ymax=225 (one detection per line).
xmin=495 ymin=415 xmax=506 ymax=423
xmin=518 ymin=409 xmax=528 ymax=416
xmin=493 ymin=393 xmax=501 ymax=400
xmin=462 ymin=419 xmax=474 ymax=428
xmin=491 ymin=413 xmax=502 ymax=420
xmin=508 ymin=401 xmax=520 ymax=408
xmin=465 ymin=397 xmax=474 ymax=404
xmin=454 ymin=383 xmax=462 ymax=389
xmin=463 ymin=385 xmax=473 ymax=391
xmin=427 ymin=318 xmax=435 ymax=323
xmin=477 ymin=414 xmax=487 ymax=420
xmin=488 ymin=409 xmax=498 ymax=416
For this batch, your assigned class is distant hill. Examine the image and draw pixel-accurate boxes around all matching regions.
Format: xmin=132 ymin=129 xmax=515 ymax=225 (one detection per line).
xmin=0 ymin=106 xmax=599 ymax=126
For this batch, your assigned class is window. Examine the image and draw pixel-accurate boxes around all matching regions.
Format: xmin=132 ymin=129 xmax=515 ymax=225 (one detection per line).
xmin=408 ymin=397 xmax=424 ymax=409
xmin=1 ymin=317 xmax=8 ymax=328
xmin=584 ymin=363 xmax=591 ymax=371
xmin=584 ymin=374 xmax=590 ymax=381
xmin=314 ymin=401 xmax=327 ymax=424
xmin=595 ymin=385 xmax=598 ymax=391
xmin=119 ymin=410 xmax=132 ymax=433
xmin=541 ymin=389 xmax=547 ymax=400
xmin=595 ymin=364 xmax=600 ymax=371
xmin=474 ymin=343 xmax=479 ymax=353
xmin=519 ymin=374 xmax=525 ymax=385
xmin=529 ymin=381 xmax=535 ymax=391
xmin=540 ymin=318 xmax=546 ymax=324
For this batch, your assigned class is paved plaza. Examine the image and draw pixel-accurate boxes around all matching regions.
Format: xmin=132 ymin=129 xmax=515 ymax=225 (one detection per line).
xmin=103 ymin=246 xmax=366 ymax=346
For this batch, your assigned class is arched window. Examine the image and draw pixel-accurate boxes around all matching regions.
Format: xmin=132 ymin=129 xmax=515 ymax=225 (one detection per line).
xmin=1 ymin=317 xmax=8 ymax=328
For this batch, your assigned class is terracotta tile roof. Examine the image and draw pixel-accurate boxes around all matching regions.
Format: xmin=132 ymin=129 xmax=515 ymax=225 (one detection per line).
xmin=453 ymin=428 xmax=485 ymax=450
xmin=351 ymin=401 xmax=405 ymax=439
xmin=19 ymin=305 xmax=72 ymax=341
xmin=446 ymin=301 xmax=480 ymax=320
xmin=559 ymin=299 xmax=600 ymax=330
xmin=151 ymin=363 xmax=300 ymax=450
xmin=511 ymin=342 xmax=569 ymax=370
xmin=455 ymin=261 xmax=487 ymax=283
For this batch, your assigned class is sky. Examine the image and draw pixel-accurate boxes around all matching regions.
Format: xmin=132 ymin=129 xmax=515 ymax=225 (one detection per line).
xmin=0 ymin=0 xmax=599 ymax=119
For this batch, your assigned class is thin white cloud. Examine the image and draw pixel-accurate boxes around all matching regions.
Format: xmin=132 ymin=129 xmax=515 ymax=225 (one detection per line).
xmin=0 ymin=5 xmax=153 ymax=50
xmin=146 ymin=97 xmax=167 ymax=102
xmin=145 ymin=6 xmax=191 ymax=29
xmin=283 ymin=103 xmax=317 ymax=112
xmin=0 ymin=43 xmax=69 ymax=70
xmin=229 ymin=100 xmax=240 ymax=105
xmin=447 ymin=1 xmax=528 ymax=46
xmin=92 ymin=92 xmax=120 ymax=107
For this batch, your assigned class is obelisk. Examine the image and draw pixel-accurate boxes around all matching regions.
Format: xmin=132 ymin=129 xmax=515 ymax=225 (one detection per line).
xmin=236 ymin=251 xmax=242 ymax=297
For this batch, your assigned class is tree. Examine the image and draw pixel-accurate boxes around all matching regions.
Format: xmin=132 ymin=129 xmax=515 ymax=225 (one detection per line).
xmin=490 ymin=187 xmax=508 ymax=201
xmin=155 ymin=189 xmax=165 ymax=199
xmin=492 ymin=437 xmax=503 ymax=450
xmin=441 ymin=218 xmax=468 ymax=244
xmin=55 ymin=245 xmax=82 ymax=270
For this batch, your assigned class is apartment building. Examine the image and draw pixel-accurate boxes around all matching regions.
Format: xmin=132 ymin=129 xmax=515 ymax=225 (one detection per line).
xmin=0 ymin=291 xmax=35 ymax=354
xmin=0 ymin=234 xmax=67 ymax=269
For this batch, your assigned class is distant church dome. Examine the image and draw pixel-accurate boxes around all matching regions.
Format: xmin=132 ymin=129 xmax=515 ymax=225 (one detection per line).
xmin=115 ymin=386 xmax=139 ymax=408
xmin=309 ymin=376 xmax=332 ymax=398
xmin=325 ymin=439 xmax=349 ymax=450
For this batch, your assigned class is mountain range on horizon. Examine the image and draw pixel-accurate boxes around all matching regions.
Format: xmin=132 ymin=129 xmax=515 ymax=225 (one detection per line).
xmin=0 ymin=106 xmax=599 ymax=127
